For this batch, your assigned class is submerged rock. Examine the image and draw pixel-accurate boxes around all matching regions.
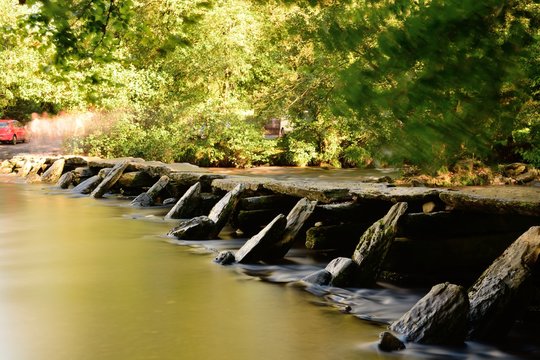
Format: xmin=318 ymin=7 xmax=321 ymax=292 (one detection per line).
xmin=214 ymin=250 xmax=235 ymax=265
xmin=390 ymin=282 xmax=469 ymax=345
xmin=301 ymin=269 xmax=332 ymax=286
xmin=163 ymin=197 xmax=177 ymax=206
xmin=378 ymin=331 xmax=406 ymax=352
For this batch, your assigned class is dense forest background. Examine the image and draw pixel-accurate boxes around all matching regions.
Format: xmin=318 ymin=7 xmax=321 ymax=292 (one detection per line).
xmin=1 ymin=0 xmax=539 ymax=171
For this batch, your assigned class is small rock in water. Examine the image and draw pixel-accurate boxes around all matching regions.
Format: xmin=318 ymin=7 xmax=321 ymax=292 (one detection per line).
xmin=163 ymin=197 xmax=177 ymax=206
xmin=214 ymin=251 xmax=235 ymax=265
xmin=378 ymin=331 xmax=406 ymax=352
xmin=301 ymin=269 xmax=332 ymax=286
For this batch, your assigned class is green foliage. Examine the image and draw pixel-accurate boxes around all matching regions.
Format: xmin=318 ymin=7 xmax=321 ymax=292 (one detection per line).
xmin=3 ymin=0 xmax=540 ymax=171
xmin=341 ymin=145 xmax=372 ymax=168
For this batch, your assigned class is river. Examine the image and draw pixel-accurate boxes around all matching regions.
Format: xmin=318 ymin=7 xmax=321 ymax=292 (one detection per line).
xmin=0 ymin=178 xmax=533 ymax=360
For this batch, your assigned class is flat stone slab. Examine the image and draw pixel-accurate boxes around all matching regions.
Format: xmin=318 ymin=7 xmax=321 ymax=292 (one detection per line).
xmin=440 ymin=186 xmax=540 ymax=216
xmin=264 ymin=180 xmax=352 ymax=203
xmin=349 ymin=185 xmax=441 ymax=203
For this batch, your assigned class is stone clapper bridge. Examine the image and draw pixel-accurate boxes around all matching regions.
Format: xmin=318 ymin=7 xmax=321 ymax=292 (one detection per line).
xmin=2 ymin=155 xmax=540 ymax=351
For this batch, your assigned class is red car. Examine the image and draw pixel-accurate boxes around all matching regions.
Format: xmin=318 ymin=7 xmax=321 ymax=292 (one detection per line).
xmin=0 ymin=119 xmax=28 ymax=144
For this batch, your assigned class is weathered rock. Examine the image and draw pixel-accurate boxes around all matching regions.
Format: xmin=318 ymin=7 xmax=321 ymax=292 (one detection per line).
xmin=264 ymin=180 xmax=351 ymax=203
xmin=503 ymin=163 xmax=528 ymax=177
xmin=515 ymin=170 xmax=538 ymax=184
xmin=390 ymin=282 xmax=469 ymax=345
xmin=87 ymin=157 xmax=144 ymax=170
xmin=63 ymin=156 xmax=88 ymax=168
xmin=422 ymin=200 xmax=446 ymax=214
xmin=118 ymin=171 xmax=155 ymax=189
xmin=211 ymin=176 xmax=270 ymax=192
xmin=266 ymin=198 xmax=317 ymax=259
xmin=235 ymin=214 xmax=287 ymax=263
xmin=130 ymin=175 xmax=169 ymax=207
xmin=167 ymin=216 xmax=216 ymax=240
xmin=72 ymin=166 xmax=95 ymax=179
xmin=25 ymin=173 xmax=42 ymax=184
xmin=72 ymin=175 xmax=102 ymax=194
xmin=208 ymin=183 xmax=246 ymax=238
xmin=165 ymin=182 xmax=202 ymax=220
xmin=351 ymin=202 xmax=408 ymax=286
xmin=214 ymin=250 xmax=236 ymax=265
xmin=0 ymin=160 xmax=14 ymax=174
xmin=25 ymin=158 xmax=47 ymax=183
xmin=19 ymin=159 xmax=35 ymax=177
xmin=163 ymin=197 xmax=177 ymax=206
xmin=301 ymin=269 xmax=332 ymax=286
xmin=41 ymin=158 xmax=66 ymax=183
xmin=325 ymin=257 xmax=359 ymax=287
xmin=468 ymin=226 xmax=540 ymax=340
xmin=91 ymin=161 xmax=129 ymax=198
xmin=378 ymin=331 xmax=406 ymax=352
xmin=169 ymin=172 xmax=224 ymax=192
xmin=439 ymin=186 xmax=540 ymax=217
xmin=98 ymin=167 xmax=112 ymax=178
xmin=56 ymin=171 xmax=75 ymax=189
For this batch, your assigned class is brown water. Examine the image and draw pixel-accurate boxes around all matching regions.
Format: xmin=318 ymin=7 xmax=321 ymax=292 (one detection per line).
xmin=0 ymin=179 xmax=531 ymax=360
xmin=0 ymin=180 xmax=390 ymax=360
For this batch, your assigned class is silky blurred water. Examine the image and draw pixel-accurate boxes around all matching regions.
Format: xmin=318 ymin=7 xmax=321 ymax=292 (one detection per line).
xmin=0 ymin=181 xmax=393 ymax=360
xmin=0 ymin=179 xmax=533 ymax=360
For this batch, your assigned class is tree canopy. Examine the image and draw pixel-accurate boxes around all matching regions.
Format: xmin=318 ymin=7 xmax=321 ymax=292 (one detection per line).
xmin=1 ymin=0 xmax=539 ymax=170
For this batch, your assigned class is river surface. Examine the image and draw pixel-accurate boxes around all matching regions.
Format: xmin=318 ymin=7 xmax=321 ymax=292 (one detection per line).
xmin=0 ymin=177 xmax=534 ymax=360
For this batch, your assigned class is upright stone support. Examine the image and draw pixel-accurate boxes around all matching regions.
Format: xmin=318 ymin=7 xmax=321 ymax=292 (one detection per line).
xmin=0 ymin=159 xmax=13 ymax=174
xmin=468 ymin=226 xmax=540 ymax=340
xmin=390 ymin=282 xmax=469 ymax=345
xmin=130 ymin=175 xmax=169 ymax=207
xmin=165 ymin=182 xmax=201 ymax=219
xmin=56 ymin=171 xmax=75 ymax=189
xmin=20 ymin=159 xmax=36 ymax=178
xmin=208 ymin=183 xmax=246 ymax=238
xmin=351 ymin=202 xmax=408 ymax=286
xmin=72 ymin=175 xmax=102 ymax=194
xmin=235 ymin=214 xmax=287 ymax=263
xmin=90 ymin=161 xmax=129 ymax=198
xmin=41 ymin=158 xmax=65 ymax=183
xmin=25 ymin=158 xmax=47 ymax=183
xmin=168 ymin=183 xmax=246 ymax=240
xmin=266 ymin=198 xmax=317 ymax=259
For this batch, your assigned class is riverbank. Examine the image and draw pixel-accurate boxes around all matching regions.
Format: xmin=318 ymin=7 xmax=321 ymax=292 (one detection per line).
xmin=1 ymin=153 xmax=540 ymax=356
